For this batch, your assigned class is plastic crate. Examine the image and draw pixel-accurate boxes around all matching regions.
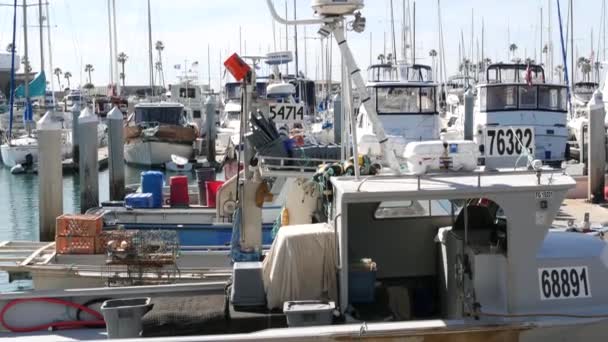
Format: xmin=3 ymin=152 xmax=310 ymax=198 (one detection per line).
xmin=283 ymin=300 xmax=335 ymax=327
xmin=125 ymin=193 xmax=154 ymax=209
xmin=56 ymin=236 xmax=96 ymax=254
xmin=56 ymin=214 xmax=103 ymax=237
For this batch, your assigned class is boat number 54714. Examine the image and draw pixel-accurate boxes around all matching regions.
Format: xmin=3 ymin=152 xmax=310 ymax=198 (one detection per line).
xmin=269 ymin=104 xmax=305 ymax=122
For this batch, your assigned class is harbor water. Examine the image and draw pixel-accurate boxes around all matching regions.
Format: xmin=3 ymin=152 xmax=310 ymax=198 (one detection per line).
xmin=0 ymin=165 xmax=198 ymax=291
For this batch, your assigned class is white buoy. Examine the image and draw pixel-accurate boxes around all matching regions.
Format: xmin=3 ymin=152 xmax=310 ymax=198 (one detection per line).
xmin=78 ymin=106 xmax=99 ymax=213
xmin=37 ymin=111 xmax=63 ymax=241
xmin=107 ymin=105 xmax=125 ymax=201
xmin=587 ymin=90 xmax=606 ymax=203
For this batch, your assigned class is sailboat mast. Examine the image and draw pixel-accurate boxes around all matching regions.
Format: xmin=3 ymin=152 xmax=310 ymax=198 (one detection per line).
xmin=390 ymin=0 xmax=397 ymax=63
xmin=540 ymin=7 xmax=543 ymax=65
xmin=412 ymin=0 xmax=416 ymax=65
xmin=481 ymin=18 xmax=485 ymax=77
xmin=38 ymin=0 xmax=44 ymax=77
xmin=112 ymin=0 xmax=119 ymax=94
xmin=285 ymin=1 xmax=288 ymax=76
xmin=107 ymin=0 xmax=114 ymax=86
xmin=23 ymin=0 xmax=30 ymax=102
xmin=147 ymin=0 xmax=154 ymax=95
xmin=293 ymin=0 xmax=299 ymax=75
xmin=45 ymin=1 xmax=55 ymax=107
xmin=570 ymin=0 xmax=574 ymax=86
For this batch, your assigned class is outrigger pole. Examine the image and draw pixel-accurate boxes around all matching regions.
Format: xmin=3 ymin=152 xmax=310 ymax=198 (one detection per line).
xmin=265 ymin=0 xmax=402 ymax=175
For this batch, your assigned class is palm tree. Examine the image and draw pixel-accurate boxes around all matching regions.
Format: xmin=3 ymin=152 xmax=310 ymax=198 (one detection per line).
xmin=577 ymin=57 xmax=592 ymax=81
xmin=53 ymin=67 xmax=62 ymax=90
xmin=429 ymin=49 xmax=438 ymax=79
xmin=377 ymin=53 xmax=385 ymax=64
xmin=524 ymin=58 xmax=536 ymax=65
xmin=386 ymin=53 xmax=394 ymax=65
xmin=84 ymin=64 xmax=94 ymax=84
xmin=509 ymin=43 xmax=518 ymax=60
xmin=5 ymin=43 xmax=14 ymax=53
xmin=63 ymin=71 xmax=72 ymax=90
xmin=117 ymin=52 xmax=128 ymax=87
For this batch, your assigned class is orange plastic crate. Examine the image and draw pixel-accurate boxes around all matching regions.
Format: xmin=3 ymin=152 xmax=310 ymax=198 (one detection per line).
xmin=56 ymin=236 xmax=96 ymax=254
xmin=56 ymin=214 xmax=102 ymax=237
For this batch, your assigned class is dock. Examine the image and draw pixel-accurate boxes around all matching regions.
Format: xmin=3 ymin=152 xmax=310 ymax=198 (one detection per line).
xmin=61 ymin=147 xmax=109 ymax=174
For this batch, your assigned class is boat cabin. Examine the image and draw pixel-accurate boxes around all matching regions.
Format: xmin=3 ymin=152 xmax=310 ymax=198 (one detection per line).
xmin=132 ymin=102 xmax=190 ymax=127
xmin=475 ymin=63 xmax=568 ymax=167
xmin=329 ymin=170 xmax=604 ymax=323
xmin=358 ymin=63 xmax=440 ymax=155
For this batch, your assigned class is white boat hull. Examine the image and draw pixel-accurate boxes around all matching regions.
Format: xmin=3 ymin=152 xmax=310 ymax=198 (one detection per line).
xmin=1 ymin=141 xmax=71 ymax=167
xmin=124 ymin=140 xmax=193 ymax=166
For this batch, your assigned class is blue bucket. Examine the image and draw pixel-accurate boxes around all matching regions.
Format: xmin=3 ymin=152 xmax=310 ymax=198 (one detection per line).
xmin=141 ymin=171 xmax=164 ymax=208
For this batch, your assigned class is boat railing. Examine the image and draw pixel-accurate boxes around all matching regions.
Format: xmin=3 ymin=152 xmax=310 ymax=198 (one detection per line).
xmin=350 ymin=167 xmax=567 ymax=192
xmin=258 ymin=155 xmax=341 ymax=177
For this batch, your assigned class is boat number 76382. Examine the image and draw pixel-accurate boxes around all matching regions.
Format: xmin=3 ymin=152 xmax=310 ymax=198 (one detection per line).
xmin=269 ymin=104 xmax=305 ymax=122
xmin=484 ymin=127 xmax=534 ymax=157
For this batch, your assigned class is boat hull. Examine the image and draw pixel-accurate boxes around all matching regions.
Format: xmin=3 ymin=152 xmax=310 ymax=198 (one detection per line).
xmin=124 ymin=140 xmax=193 ymax=166
xmin=0 ymin=142 xmax=71 ymax=167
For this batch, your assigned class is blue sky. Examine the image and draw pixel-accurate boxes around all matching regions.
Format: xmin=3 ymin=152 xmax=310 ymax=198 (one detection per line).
xmin=0 ymin=0 xmax=604 ymax=89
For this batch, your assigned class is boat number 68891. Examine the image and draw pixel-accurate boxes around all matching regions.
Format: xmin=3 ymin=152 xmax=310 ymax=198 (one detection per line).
xmin=538 ymin=266 xmax=591 ymax=300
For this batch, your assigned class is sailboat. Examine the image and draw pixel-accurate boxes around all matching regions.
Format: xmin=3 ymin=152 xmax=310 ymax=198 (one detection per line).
xmin=0 ymin=0 xmax=72 ymax=169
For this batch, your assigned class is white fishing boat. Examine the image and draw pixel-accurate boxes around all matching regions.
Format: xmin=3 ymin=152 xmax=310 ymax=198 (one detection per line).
xmin=444 ymin=63 xmax=569 ymax=169
xmin=124 ymin=102 xmax=197 ymax=166
xmin=357 ymin=63 xmax=441 ymax=158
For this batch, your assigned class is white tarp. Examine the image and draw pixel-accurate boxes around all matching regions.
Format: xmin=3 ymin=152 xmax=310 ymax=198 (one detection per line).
xmin=262 ymin=223 xmax=338 ymax=310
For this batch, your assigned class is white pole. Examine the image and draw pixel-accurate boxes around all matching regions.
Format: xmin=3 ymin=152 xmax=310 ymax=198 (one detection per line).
xmin=112 ymin=0 xmax=120 ymax=94
xmin=37 ymin=112 xmax=62 ymax=242
xmin=107 ymin=0 xmax=114 ymax=86
xmin=45 ymin=2 xmax=55 ymax=107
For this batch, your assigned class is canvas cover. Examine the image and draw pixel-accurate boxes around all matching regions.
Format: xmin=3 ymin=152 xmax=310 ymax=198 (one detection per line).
xmin=262 ymin=223 xmax=338 ymax=310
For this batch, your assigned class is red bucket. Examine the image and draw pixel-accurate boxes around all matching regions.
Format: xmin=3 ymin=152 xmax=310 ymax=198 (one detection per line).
xmin=170 ymin=176 xmax=190 ymax=207
xmin=205 ymin=180 xmax=225 ymax=208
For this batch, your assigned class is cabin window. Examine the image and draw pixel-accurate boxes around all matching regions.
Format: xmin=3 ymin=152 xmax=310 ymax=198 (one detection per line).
xmin=193 ymin=110 xmax=201 ymax=119
xmin=179 ymin=88 xmax=196 ymax=98
xmin=374 ymin=200 xmax=460 ymax=219
xmin=420 ymin=87 xmax=436 ymax=113
xmin=485 ymin=86 xmax=517 ymax=111
xmin=377 ymin=87 xmax=420 ymax=113
xmin=518 ymin=86 xmax=537 ymax=109
xmin=538 ymin=86 xmax=567 ymax=111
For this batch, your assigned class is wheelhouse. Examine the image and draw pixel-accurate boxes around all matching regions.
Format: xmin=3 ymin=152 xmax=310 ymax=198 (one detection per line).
xmin=478 ymin=64 xmax=567 ymax=113
xmin=573 ymin=81 xmax=598 ymax=104
xmin=372 ymin=84 xmax=438 ymax=115
xmin=133 ymin=103 xmax=188 ymax=126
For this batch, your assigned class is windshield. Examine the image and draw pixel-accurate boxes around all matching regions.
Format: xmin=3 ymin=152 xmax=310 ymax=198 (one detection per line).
xmin=134 ymin=106 xmax=184 ymax=125
xmin=480 ymin=85 xmax=567 ymax=112
xmin=375 ymin=86 xmax=436 ymax=114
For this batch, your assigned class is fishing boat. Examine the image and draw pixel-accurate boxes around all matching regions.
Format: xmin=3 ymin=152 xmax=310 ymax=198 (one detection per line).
xmin=358 ymin=63 xmax=441 ymax=158
xmin=444 ymin=63 xmax=569 ymax=169
xmin=124 ymin=102 xmax=198 ymax=166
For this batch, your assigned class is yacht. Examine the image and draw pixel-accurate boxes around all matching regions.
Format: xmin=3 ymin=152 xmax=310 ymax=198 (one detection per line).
xmin=358 ymin=63 xmax=441 ymax=157
xmin=124 ymin=101 xmax=198 ymax=166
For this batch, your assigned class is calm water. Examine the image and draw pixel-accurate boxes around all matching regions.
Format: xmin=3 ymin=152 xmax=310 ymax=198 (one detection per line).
xmin=0 ymin=165 xmax=197 ymax=291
